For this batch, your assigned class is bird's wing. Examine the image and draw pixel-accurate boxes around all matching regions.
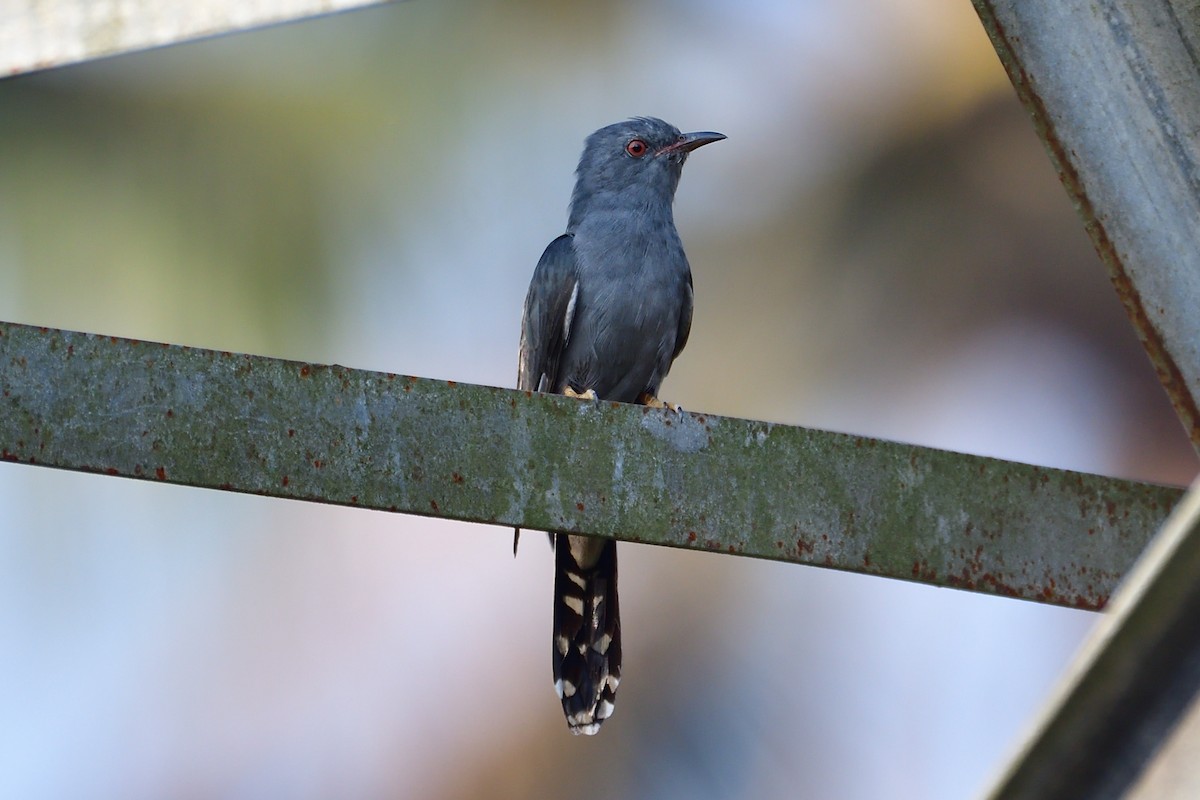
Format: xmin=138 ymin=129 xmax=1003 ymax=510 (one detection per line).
xmin=670 ymin=271 xmax=694 ymax=362
xmin=518 ymin=233 xmax=580 ymax=393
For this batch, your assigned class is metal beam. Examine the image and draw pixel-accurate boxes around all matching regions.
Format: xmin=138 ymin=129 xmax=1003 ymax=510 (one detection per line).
xmin=984 ymin=476 xmax=1200 ymax=799
xmin=972 ymin=0 xmax=1200 ymax=452
xmin=1 ymin=0 xmax=399 ymax=78
xmin=0 ymin=321 xmax=1180 ymax=609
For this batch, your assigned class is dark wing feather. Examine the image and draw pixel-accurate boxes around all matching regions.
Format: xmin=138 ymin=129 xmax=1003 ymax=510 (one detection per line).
xmin=518 ymin=233 xmax=580 ymax=393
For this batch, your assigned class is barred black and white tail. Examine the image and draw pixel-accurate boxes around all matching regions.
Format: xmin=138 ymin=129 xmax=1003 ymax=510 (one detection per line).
xmin=552 ymin=533 xmax=622 ymax=735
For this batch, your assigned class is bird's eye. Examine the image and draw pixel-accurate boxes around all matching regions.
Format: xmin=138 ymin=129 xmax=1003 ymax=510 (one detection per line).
xmin=625 ymin=139 xmax=648 ymax=157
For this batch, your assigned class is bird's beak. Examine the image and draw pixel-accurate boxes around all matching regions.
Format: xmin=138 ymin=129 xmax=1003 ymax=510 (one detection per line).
xmin=658 ymin=131 xmax=726 ymax=155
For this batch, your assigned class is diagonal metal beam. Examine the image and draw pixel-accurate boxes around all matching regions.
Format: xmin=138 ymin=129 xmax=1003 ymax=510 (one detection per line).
xmin=984 ymin=476 xmax=1200 ymax=799
xmin=0 ymin=0 xmax=400 ymax=78
xmin=972 ymin=0 xmax=1200 ymax=453
xmin=0 ymin=321 xmax=1180 ymax=609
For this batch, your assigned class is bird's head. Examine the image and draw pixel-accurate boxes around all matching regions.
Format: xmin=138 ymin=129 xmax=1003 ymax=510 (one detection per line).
xmin=569 ymin=117 xmax=724 ymax=224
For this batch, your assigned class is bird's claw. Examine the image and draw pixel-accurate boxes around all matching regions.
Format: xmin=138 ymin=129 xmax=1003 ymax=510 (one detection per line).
xmin=563 ymin=386 xmax=600 ymax=404
xmin=638 ymin=392 xmax=683 ymax=414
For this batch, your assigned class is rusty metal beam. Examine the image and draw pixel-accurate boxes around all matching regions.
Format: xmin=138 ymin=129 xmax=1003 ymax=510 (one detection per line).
xmin=0 ymin=321 xmax=1181 ymax=609
xmin=972 ymin=0 xmax=1200 ymax=452
xmin=984 ymin=476 xmax=1200 ymax=800
xmin=1 ymin=0 xmax=399 ymax=78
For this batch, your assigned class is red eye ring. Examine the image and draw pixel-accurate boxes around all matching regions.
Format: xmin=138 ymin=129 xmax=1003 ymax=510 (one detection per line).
xmin=625 ymin=138 xmax=648 ymax=157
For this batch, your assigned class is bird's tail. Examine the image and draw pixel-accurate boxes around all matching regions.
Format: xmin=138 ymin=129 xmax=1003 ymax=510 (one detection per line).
xmin=552 ymin=533 xmax=622 ymax=735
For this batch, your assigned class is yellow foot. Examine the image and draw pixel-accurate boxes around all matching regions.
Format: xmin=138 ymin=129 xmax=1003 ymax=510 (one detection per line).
xmin=564 ymin=386 xmax=599 ymax=402
xmin=638 ymin=392 xmax=683 ymax=413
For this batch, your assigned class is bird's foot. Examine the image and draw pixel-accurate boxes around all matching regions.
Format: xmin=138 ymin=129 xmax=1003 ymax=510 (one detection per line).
xmin=564 ymin=386 xmax=599 ymax=403
xmin=638 ymin=392 xmax=683 ymax=414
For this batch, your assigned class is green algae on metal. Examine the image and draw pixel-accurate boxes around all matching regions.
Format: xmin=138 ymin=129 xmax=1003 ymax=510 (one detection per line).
xmin=0 ymin=320 xmax=1182 ymax=609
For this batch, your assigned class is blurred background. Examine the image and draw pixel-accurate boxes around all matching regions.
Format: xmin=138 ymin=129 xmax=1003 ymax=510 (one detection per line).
xmin=1 ymin=1 xmax=1197 ymax=797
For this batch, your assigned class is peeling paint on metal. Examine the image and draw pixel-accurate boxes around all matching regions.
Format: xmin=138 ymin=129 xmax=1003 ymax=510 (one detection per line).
xmin=0 ymin=320 xmax=1184 ymax=609
xmin=972 ymin=0 xmax=1200 ymax=452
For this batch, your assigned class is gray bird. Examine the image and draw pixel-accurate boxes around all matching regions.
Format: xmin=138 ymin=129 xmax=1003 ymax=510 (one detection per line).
xmin=517 ymin=117 xmax=724 ymax=735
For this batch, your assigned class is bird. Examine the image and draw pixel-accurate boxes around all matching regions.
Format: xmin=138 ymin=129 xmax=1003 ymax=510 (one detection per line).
xmin=517 ymin=117 xmax=724 ymax=735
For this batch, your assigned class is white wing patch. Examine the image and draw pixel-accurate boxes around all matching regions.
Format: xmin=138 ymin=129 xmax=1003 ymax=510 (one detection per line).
xmin=562 ymin=280 xmax=579 ymax=348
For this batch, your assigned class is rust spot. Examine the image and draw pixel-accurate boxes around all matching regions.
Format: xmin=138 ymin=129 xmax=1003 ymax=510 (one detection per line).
xmin=282 ymin=475 xmax=290 ymax=487
xmin=300 ymin=365 xmax=311 ymax=378
xmin=313 ymin=459 xmax=323 ymax=468
xmin=948 ymin=574 xmax=977 ymax=591
xmin=288 ymin=429 xmax=295 ymax=437
xmin=430 ymin=500 xmax=440 ymax=512
xmin=105 ymin=467 xmax=119 ymax=475
xmin=451 ymin=472 xmax=464 ymax=484
xmin=67 ymin=344 xmax=73 ymax=356
xmin=350 ymin=496 xmax=359 ymax=504
xmin=447 ymin=380 xmax=457 ymax=387
xmin=728 ymin=544 xmax=736 ymax=554
xmin=576 ymin=502 xmax=584 ymax=511
xmin=912 ymin=561 xmax=921 ymax=577
xmin=155 ymin=466 xmax=166 ymax=480
xmin=219 ymin=483 xmax=234 ymax=490
xmin=166 ymin=409 xmax=174 ymax=419
xmin=862 ymin=552 xmax=871 ymax=567
xmin=776 ymin=541 xmax=784 ymax=549
xmin=687 ymin=531 xmax=697 ymax=543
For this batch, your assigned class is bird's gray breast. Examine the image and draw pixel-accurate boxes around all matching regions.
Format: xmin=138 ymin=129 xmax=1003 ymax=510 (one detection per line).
xmin=559 ymin=212 xmax=691 ymax=403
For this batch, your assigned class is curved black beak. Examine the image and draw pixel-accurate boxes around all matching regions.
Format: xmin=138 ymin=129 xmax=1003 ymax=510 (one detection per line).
xmin=659 ymin=131 xmax=726 ymax=155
